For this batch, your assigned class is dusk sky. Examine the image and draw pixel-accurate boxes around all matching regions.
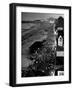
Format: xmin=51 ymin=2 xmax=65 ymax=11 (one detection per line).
xmin=22 ymin=12 xmax=64 ymax=21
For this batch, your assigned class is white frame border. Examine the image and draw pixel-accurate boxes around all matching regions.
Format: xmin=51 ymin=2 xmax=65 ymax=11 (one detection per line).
xmin=16 ymin=6 xmax=69 ymax=84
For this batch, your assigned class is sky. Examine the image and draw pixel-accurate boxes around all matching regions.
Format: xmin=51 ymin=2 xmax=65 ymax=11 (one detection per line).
xmin=22 ymin=12 xmax=64 ymax=21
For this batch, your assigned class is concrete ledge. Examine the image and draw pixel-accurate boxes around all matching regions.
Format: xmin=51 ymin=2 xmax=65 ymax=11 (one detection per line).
xmin=57 ymin=51 xmax=64 ymax=56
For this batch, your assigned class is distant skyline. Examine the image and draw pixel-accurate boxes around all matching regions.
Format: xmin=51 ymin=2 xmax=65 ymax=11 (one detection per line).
xmin=22 ymin=12 xmax=64 ymax=21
